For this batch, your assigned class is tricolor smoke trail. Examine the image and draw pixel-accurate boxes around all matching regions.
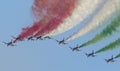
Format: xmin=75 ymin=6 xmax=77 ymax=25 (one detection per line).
xmin=67 ymin=0 xmax=120 ymax=41
xmin=95 ymin=38 xmax=120 ymax=54
xmin=79 ymin=12 xmax=120 ymax=48
xmin=14 ymin=0 xmax=120 ymax=46
xmin=9 ymin=0 xmax=120 ymax=61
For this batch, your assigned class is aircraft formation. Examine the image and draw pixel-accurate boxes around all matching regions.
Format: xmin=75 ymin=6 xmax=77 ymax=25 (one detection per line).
xmin=2 ymin=36 xmax=120 ymax=63
xmin=1 ymin=0 xmax=120 ymax=65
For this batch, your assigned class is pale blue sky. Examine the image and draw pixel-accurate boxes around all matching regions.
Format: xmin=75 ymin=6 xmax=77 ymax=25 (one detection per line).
xmin=0 ymin=0 xmax=120 ymax=71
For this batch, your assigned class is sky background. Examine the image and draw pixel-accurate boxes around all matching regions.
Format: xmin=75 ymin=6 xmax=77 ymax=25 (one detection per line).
xmin=0 ymin=0 xmax=120 ymax=71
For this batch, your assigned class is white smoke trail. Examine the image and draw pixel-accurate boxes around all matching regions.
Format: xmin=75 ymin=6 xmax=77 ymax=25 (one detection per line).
xmin=67 ymin=0 xmax=120 ymax=41
xmin=45 ymin=0 xmax=103 ymax=36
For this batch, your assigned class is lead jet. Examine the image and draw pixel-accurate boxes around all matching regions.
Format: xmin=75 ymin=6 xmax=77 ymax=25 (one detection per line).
xmin=3 ymin=41 xmax=15 ymax=46
xmin=56 ymin=38 xmax=67 ymax=45
xmin=85 ymin=50 xmax=96 ymax=57
xmin=105 ymin=55 xmax=115 ymax=63
xmin=69 ymin=44 xmax=81 ymax=52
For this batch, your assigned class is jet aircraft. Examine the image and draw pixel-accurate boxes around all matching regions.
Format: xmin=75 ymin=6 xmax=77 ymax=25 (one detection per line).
xmin=69 ymin=44 xmax=81 ymax=51
xmin=105 ymin=55 xmax=115 ymax=63
xmin=56 ymin=38 xmax=67 ymax=45
xmin=3 ymin=41 xmax=15 ymax=46
xmin=85 ymin=50 xmax=96 ymax=57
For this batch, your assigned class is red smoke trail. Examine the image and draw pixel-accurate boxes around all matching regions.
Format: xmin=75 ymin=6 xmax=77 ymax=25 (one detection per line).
xmin=34 ymin=0 xmax=77 ymax=37
xmin=14 ymin=0 xmax=78 ymax=43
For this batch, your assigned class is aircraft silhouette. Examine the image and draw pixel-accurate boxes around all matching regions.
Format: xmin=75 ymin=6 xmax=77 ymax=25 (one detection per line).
xmin=36 ymin=35 xmax=43 ymax=40
xmin=105 ymin=55 xmax=115 ymax=63
xmin=56 ymin=38 xmax=67 ymax=45
xmin=28 ymin=36 xmax=34 ymax=40
xmin=3 ymin=41 xmax=15 ymax=46
xmin=85 ymin=50 xmax=96 ymax=57
xmin=44 ymin=36 xmax=51 ymax=39
xmin=69 ymin=44 xmax=81 ymax=51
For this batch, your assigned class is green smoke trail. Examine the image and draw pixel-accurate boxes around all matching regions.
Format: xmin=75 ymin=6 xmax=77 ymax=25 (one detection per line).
xmin=115 ymin=53 xmax=120 ymax=59
xmin=95 ymin=38 xmax=120 ymax=54
xmin=80 ymin=13 xmax=120 ymax=48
